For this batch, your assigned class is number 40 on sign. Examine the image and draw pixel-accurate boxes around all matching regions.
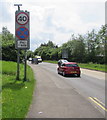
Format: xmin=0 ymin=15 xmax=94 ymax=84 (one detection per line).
xmin=16 ymin=12 xmax=29 ymax=25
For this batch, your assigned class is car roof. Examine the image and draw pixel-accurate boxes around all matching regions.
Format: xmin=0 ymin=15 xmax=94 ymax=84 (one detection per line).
xmin=59 ymin=59 xmax=67 ymax=61
xmin=64 ymin=62 xmax=77 ymax=64
xmin=59 ymin=59 xmax=68 ymax=61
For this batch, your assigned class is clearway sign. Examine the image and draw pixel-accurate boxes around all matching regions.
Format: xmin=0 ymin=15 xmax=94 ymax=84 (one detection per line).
xmin=16 ymin=27 xmax=29 ymax=40
xmin=15 ymin=10 xmax=30 ymax=49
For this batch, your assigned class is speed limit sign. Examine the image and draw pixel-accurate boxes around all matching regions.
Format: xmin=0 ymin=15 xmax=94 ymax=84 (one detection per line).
xmin=16 ymin=12 xmax=29 ymax=25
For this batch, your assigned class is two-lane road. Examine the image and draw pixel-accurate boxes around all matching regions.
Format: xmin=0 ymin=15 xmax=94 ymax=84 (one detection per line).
xmin=38 ymin=62 xmax=105 ymax=103
xmin=27 ymin=62 xmax=105 ymax=118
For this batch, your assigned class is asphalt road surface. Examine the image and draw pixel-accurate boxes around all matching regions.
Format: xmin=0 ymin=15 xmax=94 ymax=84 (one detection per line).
xmin=27 ymin=62 xmax=106 ymax=118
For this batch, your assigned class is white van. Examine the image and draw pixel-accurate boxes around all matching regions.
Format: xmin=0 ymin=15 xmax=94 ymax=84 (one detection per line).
xmin=35 ymin=56 xmax=42 ymax=63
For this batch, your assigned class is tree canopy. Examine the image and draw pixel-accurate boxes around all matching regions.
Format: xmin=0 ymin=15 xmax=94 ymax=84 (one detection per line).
xmin=34 ymin=25 xmax=106 ymax=64
xmin=2 ymin=27 xmax=24 ymax=62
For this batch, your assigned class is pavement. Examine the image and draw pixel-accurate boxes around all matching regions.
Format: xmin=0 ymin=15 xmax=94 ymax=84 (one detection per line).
xmin=81 ymin=68 xmax=105 ymax=80
xmin=26 ymin=62 xmax=104 ymax=118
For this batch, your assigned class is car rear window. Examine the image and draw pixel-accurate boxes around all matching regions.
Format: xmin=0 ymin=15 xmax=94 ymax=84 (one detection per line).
xmin=62 ymin=60 xmax=68 ymax=63
xmin=66 ymin=64 xmax=78 ymax=67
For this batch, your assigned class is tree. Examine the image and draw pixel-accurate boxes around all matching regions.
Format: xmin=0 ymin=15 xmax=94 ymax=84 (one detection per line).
xmin=97 ymin=25 xmax=107 ymax=63
xmin=2 ymin=27 xmax=17 ymax=61
xmin=61 ymin=35 xmax=86 ymax=62
xmin=84 ymin=26 xmax=106 ymax=63
xmin=84 ymin=29 xmax=97 ymax=63
xmin=34 ymin=25 xmax=106 ymax=64
xmin=2 ymin=27 xmax=25 ymax=62
xmin=34 ymin=41 xmax=59 ymax=60
xmin=27 ymin=50 xmax=34 ymax=59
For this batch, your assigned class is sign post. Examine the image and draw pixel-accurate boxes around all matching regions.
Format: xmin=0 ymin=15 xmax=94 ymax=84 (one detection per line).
xmin=24 ymin=50 xmax=27 ymax=81
xmin=15 ymin=4 xmax=30 ymax=81
xmin=62 ymin=49 xmax=68 ymax=59
xmin=14 ymin=4 xmax=22 ymax=80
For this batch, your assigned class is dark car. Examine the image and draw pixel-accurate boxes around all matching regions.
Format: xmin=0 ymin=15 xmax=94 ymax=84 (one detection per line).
xmin=32 ymin=58 xmax=38 ymax=64
xmin=58 ymin=59 xmax=68 ymax=67
xmin=57 ymin=62 xmax=81 ymax=77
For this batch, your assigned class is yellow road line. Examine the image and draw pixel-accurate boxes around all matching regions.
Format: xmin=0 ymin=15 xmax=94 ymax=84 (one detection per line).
xmin=89 ymin=97 xmax=107 ymax=112
xmin=94 ymin=97 xmax=105 ymax=106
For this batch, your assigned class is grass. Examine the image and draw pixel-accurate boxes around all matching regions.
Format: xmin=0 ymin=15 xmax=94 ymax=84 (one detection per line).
xmin=0 ymin=60 xmax=2 ymax=119
xmin=2 ymin=61 xmax=35 ymax=119
xmin=78 ymin=63 xmax=106 ymax=72
xmin=2 ymin=61 xmax=17 ymax=75
xmin=44 ymin=60 xmax=106 ymax=72
xmin=44 ymin=60 xmax=58 ymax=64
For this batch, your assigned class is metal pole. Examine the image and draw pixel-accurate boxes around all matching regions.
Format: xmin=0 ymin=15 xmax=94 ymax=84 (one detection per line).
xmin=16 ymin=49 xmax=20 ymax=80
xmin=23 ymin=50 xmax=27 ymax=81
xmin=14 ymin=4 xmax=22 ymax=11
xmin=14 ymin=4 xmax=22 ymax=80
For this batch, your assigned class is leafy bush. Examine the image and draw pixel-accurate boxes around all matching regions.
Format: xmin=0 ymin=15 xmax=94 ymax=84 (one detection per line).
xmin=1 ymin=27 xmax=25 ymax=62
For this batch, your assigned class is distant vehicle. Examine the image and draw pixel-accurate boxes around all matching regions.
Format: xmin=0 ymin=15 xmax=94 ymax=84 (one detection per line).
xmin=32 ymin=58 xmax=38 ymax=64
xmin=57 ymin=62 xmax=81 ymax=77
xmin=29 ymin=58 xmax=32 ymax=61
xmin=58 ymin=59 xmax=68 ymax=67
xmin=35 ymin=55 xmax=42 ymax=63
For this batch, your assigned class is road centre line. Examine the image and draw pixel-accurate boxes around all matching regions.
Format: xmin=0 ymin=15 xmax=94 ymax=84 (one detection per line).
xmin=89 ymin=97 xmax=107 ymax=112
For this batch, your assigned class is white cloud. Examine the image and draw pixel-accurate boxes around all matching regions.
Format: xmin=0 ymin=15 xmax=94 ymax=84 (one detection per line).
xmin=1 ymin=0 xmax=105 ymax=51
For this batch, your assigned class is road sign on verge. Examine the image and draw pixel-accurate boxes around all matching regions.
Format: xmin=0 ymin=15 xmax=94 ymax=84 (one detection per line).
xmin=62 ymin=49 xmax=68 ymax=59
xmin=15 ymin=10 xmax=30 ymax=49
xmin=16 ymin=12 xmax=29 ymax=25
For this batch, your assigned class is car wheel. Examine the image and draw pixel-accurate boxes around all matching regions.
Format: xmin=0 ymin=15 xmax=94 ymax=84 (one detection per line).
xmin=77 ymin=74 xmax=80 ymax=77
xmin=62 ymin=71 xmax=66 ymax=76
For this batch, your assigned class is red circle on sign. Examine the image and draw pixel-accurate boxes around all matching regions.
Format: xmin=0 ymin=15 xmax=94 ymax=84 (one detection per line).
xmin=16 ymin=27 xmax=29 ymax=40
xmin=16 ymin=12 xmax=29 ymax=25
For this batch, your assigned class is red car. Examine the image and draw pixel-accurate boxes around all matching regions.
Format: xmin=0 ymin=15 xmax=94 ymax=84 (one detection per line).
xmin=57 ymin=62 xmax=81 ymax=77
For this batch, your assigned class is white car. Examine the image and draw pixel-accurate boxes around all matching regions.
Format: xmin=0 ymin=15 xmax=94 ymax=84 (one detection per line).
xmin=58 ymin=59 xmax=68 ymax=66
xmin=29 ymin=58 xmax=32 ymax=61
xmin=35 ymin=56 xmax=42 ymax=63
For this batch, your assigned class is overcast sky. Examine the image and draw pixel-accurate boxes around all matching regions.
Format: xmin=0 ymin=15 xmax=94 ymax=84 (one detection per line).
xmin=0 ymin=0 xmax=105 ymax=51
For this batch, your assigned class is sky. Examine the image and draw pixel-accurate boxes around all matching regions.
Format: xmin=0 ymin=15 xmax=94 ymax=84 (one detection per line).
xmin=0 ymin=0 xmax=106 ymax=51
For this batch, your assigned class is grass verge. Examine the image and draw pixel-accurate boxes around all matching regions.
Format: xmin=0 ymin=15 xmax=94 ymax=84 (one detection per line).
xmin=44 ymin=60 xmax=106 ymax=72
xmin=0 ymin=60 xmax=2 ymax=119
xmin=78 ymin=63 xmax=106 ymax=72
xmin=43 ymin=60 xmax=58 ymax=64
xmin=2 ymin=61 xmax=35 ymax=119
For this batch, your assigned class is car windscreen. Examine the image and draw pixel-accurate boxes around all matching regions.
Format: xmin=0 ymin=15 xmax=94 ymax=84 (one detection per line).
xmin=66 ymin=64 xmax=78 ymax=67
